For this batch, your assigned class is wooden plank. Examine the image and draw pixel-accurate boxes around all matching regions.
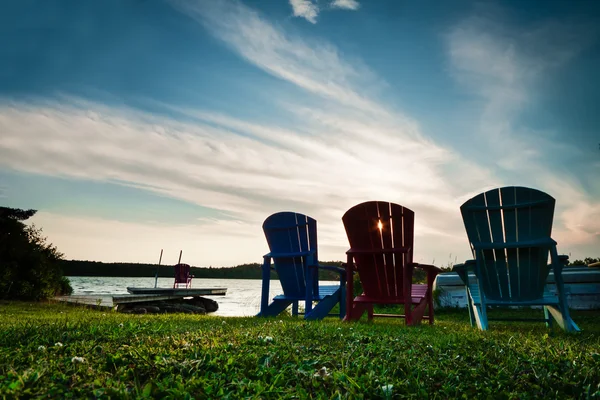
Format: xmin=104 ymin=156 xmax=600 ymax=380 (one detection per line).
xmin=378 ymin=202 xmax=396 ymax=297
xmin=500 ymin=187 xmax=520 ymax=299
xmin=393 ymin=203 xmax=413 ymax=298
xmin=343 ymin=202 xmax=382 ymax=297
xmin=514 ymin=187 xmax=550 ymax=300
xmin=126 ymin=287 xmax=227 ymax=296
xmin=365 ymin=201 xmax=385 ymax=297
xmin=485 ymin=188 xmax=510 ymax=299
xmin=306 ymin=214 xmax=319 ymax=298
xmin=463 ymin=192 xmax=498 ymax=299
xmin=113 ymin=294 xmax=218 ymax=304
xmin=53 ymin=295 xmax=115 ymax=308
xmin=529 ymin=188 xmax=554 ymax=296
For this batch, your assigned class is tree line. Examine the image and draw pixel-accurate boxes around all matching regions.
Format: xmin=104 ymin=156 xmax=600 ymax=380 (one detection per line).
xmin=61 ymin=259 xmax=346 ymax=281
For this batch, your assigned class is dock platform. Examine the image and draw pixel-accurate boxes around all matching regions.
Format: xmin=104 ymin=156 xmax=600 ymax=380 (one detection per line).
xmin=126 ymin=287 xmax=227 ymax=296
xmin=54 ymin=287 xmax=227 ymax=310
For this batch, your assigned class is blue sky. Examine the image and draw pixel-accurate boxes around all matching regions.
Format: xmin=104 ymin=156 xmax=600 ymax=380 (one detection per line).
xmin=0 ymin=0 xmax=598 ymax=267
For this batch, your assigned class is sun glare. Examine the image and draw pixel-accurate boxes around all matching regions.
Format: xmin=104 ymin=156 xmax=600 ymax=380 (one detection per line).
xmin=377 ymin=220 xmax=383 ymax=231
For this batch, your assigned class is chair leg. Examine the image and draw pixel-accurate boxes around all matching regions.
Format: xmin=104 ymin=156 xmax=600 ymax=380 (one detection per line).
xmin=549 ymin=246 xmax=580 ymax=332
xmin=339 ymin=283 xmax=347 ymax=319
xmin=305 ymin=290 xmax=342 ymax=320
xmin=344 ymin=303 xmax=368 ymax=321
xmin=258 ymin=300 xmax=294 ymax=317
xmin=259 ymin=257 xmax=271 ymax=316
xmin=545 ymin=305 xmax=580 ymax=332
xmin=465 ymin=288 xmax=475 ymax=327
xmin=404 ymin=299 xmax=412 ymax=325
xmin=470 ymin=301 xmax=487 ymax=330
xmin=409 ymin=298 xmax=428 ymax=326
xmin=428 ymin=297 xmax=435 ymax=325
xmin=544 ymin=306 xmax=553 ymax=329
xmin=292 ymin=301 xmax=299 ymax=317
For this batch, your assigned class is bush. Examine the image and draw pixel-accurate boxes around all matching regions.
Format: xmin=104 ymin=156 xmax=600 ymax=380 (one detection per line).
xmin=0 ymin=207 xmax=72 ymax=300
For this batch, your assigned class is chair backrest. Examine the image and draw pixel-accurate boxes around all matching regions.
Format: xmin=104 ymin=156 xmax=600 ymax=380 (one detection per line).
xmin=174 ymin=263 xmax=191 ymax=288
xmin=263 ymin=212 xmax=318 ymax=298
xmin=461 ymin=186 xmax=555 ymax=301
xmin=342 ymin=201 xmax=414 ymax=299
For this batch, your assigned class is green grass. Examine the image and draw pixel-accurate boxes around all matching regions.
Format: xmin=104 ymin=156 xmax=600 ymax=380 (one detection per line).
xmin=1 ymin=302 xmax=599 ymax=399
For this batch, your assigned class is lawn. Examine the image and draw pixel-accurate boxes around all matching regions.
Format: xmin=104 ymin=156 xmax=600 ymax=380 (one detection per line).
xmin=0 ymin=302 xmax=599 ymax=399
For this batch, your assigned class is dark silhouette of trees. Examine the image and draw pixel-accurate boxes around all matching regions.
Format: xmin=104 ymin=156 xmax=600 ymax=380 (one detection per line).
xmin=61 ymin=260 xmax=345 ymax=281
xmin=570 ymin=257 xmax=600 ymax=266
xmin=0 ymin=207 xmax=72 ymax=300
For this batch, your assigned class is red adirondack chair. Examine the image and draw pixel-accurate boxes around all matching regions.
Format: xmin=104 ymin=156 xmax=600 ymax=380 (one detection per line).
xmin=342 ymin=201 xmax=441 ymax=325
xmin=173 ymin=263 xmax=193 ymax=289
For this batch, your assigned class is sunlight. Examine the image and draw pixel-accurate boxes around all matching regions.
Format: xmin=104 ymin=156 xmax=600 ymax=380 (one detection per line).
xmin=377 ymin=220 xmax=383 ymax=231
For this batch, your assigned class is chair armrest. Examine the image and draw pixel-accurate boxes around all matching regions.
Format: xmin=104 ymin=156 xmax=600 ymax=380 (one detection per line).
xmin=549 ymin=253 xmax=569 ymax=273
xmin=411 ymin=263 xmax=442 ymax=274
xmin=452 ymin=260 xmax=475 ymax=271
xmin=453 ymin=260 xmax=475 ymax=285
xmin=262 ymin=255 xmax=275 ymax=271
xmin=408 ymin=263 xmax=441 ymax=288
xmin=558 ymin=254 xmax=569 ymax=265
xmin=341 ymin=263 xmax=357 ymax=276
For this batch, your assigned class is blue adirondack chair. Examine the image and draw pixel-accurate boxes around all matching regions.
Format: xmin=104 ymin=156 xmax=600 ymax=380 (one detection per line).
xmin=257 ymin=212 xmax=346 ymax=320
xmin=453 ymin=186 xmax=580 ymax=331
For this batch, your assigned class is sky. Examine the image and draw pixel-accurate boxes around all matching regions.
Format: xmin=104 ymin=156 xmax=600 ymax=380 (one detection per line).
xmin=0 ymin=0 xmax=599 ymax=268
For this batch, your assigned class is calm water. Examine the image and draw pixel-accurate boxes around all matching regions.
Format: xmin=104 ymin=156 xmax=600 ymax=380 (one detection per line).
xmin=67 ymin=276 xmax=336 ymax=317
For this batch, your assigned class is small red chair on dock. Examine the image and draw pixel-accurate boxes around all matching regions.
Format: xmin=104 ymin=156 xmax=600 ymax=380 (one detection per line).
xmin=173 ymin=263 xmax=193 ymax=289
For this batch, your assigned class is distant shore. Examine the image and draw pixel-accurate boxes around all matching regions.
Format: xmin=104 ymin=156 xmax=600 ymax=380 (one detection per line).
xmin=61 ymin=259 xmax=343 ymax=280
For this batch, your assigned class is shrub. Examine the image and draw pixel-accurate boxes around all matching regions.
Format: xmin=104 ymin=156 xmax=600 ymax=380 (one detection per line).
xmin=0 ymin=207 xmax=72 ymax=300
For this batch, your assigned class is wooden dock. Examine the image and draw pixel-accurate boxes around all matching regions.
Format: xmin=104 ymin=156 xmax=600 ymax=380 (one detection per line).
xmin=126 ymin=287 xmax=227 ymax=296
xmin=54 ymin=287 xmax=227 ymax=310
xmin=53 ymin=295 xmax=116 ymax=309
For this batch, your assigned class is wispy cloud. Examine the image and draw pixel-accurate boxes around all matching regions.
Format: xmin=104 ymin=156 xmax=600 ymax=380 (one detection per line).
xmin=446 ymin=7 xmax=600 ymax=255
xmin=0 ymin=95 xmax=486 ymax=264
xmin=446 ymin=12 xmax=590 ymax=167
xmin=171 ymin=0 xmax=382 ymax=114
xmin=289 ymin=0 xmax=319 ymax=24
xmin=330 ymin=0 xmax=360 ymax=11
xmin=0 ymin=0 xmax=495 ymax=265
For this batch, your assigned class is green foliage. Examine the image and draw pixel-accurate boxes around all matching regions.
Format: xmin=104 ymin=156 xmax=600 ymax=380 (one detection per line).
xmin=0 ymin=207 xmax=72 ymax=300
xmin=0 ymin=303 xmax=599 ymax=398
xmin=570 ymin=257 xmax=600 ymax=267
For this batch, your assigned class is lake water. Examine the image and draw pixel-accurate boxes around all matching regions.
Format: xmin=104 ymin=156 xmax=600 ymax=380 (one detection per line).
xmin=67 ymin=276 xmax=337 ymax=317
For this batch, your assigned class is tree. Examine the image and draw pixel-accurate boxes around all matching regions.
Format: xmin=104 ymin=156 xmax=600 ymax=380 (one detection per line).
xmin=569 ymin=257 xmax=600 ymax=267
xmin=0 ymin=207 xmax=72 ymax=300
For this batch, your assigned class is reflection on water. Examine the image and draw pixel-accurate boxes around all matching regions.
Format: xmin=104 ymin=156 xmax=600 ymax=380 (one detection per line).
xmin=67 ymin=276 xmax=302 ymax=317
